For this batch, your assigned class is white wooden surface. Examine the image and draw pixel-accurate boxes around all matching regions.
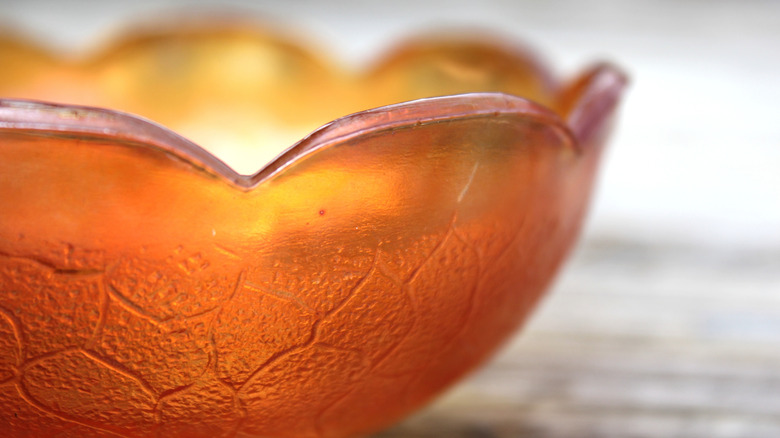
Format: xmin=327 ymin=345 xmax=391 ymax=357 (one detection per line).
xmin=376 ymin=238 xmax=780 ymax=437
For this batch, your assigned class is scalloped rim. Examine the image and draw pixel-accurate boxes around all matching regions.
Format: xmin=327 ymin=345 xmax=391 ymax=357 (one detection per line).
xmin=0 ymin=22 xmax=627 ymax=192
xmin=565 ymin=63 xmax=628 ymax=145
xmin=0 ymin=93 xmax=577 ymax=191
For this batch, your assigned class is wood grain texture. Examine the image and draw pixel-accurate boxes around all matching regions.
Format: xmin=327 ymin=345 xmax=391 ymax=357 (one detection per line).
xmin=377 ymin=239 xmax=780 ymax=438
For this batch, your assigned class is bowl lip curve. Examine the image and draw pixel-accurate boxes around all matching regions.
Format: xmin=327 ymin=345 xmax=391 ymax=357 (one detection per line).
xmin=0 ymin=92 xmax=578 ymax=190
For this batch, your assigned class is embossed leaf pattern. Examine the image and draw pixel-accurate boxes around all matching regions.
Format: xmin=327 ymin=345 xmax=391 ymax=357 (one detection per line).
xmin=0 ymin=77 xmax=623 ymax=437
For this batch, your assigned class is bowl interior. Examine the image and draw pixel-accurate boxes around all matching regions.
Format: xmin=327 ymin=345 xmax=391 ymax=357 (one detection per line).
xmin=0 ymin=26 xmax=558 ymax=173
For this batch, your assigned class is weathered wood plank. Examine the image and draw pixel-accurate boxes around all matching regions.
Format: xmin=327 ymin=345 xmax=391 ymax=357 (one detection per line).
xmin=376 ymin=240 xmax=780 ymax=438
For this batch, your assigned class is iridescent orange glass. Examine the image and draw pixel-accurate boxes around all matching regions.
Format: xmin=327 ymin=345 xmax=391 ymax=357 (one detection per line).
xmin=0 ymin=23 xmax=626 ymax=438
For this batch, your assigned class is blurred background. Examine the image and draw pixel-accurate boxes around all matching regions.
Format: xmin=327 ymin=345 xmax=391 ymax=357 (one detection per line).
xmin=2 ymin=0 xmax=778 ymax=437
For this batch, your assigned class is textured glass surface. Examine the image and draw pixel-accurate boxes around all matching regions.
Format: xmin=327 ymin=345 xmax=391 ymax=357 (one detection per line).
xmin=0 ymin=25 xmax=625 ymax=438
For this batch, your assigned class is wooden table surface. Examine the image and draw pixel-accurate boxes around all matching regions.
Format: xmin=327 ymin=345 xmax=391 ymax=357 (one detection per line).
xmin=376 ymin=238 xmax=780 ymax=438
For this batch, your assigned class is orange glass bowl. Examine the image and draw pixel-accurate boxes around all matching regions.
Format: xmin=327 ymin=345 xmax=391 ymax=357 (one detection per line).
xmin=0 ymin=24 xmax=626 ymax=438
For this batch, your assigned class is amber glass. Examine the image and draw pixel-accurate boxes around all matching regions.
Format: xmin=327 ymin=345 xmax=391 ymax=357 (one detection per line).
xmin=0 ymin=24 xmax=626 ymax=438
